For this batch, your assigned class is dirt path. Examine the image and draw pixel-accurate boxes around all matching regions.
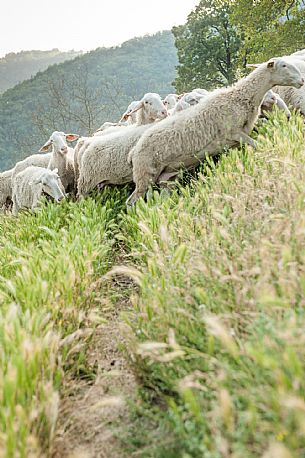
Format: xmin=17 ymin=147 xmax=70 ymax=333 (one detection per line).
xmin=52 ymin=306 xmax=136 ymax=458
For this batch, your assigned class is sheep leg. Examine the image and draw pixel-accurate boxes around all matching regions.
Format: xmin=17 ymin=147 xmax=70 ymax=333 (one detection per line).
xmin=233 ymin=132 xmax=257 ymax=149
xmin=12 ymin=195 xmax=19 ymax=216
xmin=157 ymin=171 xmax=179 ymax=184
xmin=126 ymin=183 xmax=149 ymax=206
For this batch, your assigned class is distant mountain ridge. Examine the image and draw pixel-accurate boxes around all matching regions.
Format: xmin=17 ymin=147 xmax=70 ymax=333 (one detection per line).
xmin=0 ymin=32 xmax=178 ymax=170
xmin=0 ymin=49 xmax=82 ymax=93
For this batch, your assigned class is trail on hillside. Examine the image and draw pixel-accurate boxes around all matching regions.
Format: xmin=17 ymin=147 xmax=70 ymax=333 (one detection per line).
xmin=52 ymin=295 xmax=136 ymax=458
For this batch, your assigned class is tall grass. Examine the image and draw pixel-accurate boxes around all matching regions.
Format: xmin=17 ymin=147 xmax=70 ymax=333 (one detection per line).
xmin=120 ymin=113 xmax=305 ymax=457
xmin=1 ymin=112 xmax=305 ymax=457
xmin=0 ymin=191 xmax=125 ymax=457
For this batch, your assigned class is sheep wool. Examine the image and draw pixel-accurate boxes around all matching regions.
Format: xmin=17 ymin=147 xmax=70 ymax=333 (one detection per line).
xmin=127 ymin=57 xmax=303 ymax=205
xmin=12 ymin=166 xmax=65 ymax=215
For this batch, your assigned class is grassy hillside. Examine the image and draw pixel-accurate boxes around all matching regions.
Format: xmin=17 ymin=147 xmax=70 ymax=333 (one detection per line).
xmin=0 ymin=32 xmax=177 ymax=171
xmin=0 ymin=49 xmax=82 ymax=94
xmin=0 ymin=112 xmax=305 ymax=456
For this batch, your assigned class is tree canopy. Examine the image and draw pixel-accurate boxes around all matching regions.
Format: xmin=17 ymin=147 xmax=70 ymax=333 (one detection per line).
xmin=173 ymin=0 xmax=242 ymax=92
xmin=231 ymin=0 xmax=305 ymax=62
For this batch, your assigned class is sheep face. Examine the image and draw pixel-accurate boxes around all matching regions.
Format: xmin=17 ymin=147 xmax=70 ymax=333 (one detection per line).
xmin=163 ymin=94 xmax=178 ymax=110
xmin=142 ymin=93 xmax=168 ymax=120
xmin=31 ymin=169 xmax=65 ymax=202
xmin=39 ymin=131 xmax=79 ymax=155
xmin=262 ymin=90 xmax=277 ymax=110
xmin=248 ymin=59 xmax=304 ymax=89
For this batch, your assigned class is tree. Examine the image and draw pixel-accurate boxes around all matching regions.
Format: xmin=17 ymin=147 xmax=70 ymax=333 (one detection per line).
xmin=172 ymin=0 xmax=243 ymax=92
xmin=32 ymin=64 xmax=123 ymax=137
xmin=231 ymin=0 xmax=305 ymax=62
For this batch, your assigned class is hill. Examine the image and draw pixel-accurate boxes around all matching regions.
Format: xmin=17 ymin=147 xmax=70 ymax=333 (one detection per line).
xmin=0 ymin=49 xmax=82 ymax=93
xmin=1 ymin=112 xmax=305 ymax=456
xmin=0 ymin=32 xmax=178 ymax=171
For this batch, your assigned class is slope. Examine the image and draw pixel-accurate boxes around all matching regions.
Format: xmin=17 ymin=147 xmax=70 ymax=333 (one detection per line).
xmin=0 ymin=31 xmax=178 ymax=171
xmin=0 ymin=49 xmax=82 ymax=94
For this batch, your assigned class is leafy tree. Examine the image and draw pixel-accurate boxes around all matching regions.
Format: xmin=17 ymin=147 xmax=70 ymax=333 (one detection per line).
xmin=172 ymin=0 xmax=243 ymax=92
xmin=231 ymin=0 xmax=305 ymax=62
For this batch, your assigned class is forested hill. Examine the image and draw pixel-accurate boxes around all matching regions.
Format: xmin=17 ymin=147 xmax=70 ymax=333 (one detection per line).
xmin=0 ymin=49 xmax=82 ymax=93
xmin=0 ymin=31 xmax=178 ymax=171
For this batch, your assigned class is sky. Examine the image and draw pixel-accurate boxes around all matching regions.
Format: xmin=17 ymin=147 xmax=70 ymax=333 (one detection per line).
xmin=0 ymin=0 xmax=199 ymax=57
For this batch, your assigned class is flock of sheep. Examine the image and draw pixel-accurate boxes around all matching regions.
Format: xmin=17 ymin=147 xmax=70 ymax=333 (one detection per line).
xmin=1 ymin=49 xmax=305 ymax=214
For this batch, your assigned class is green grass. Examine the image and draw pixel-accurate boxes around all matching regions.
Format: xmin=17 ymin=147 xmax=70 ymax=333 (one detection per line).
xmin=0 ymin=191 xmax=125 ymax=457
xmin=119 ymin=112 xmax=305 ymax=457
xmin=1 ymin=112 xmax=305 ymax=457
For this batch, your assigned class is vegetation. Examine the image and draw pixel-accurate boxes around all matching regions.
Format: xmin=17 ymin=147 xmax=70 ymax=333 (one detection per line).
xmin=0 ymin=32 xmax=177 ymax=171
xmin=173 ymin=0 xmax=242 ymax=92
xmin=232 ymin=0 xmax=305 ymax=62
xmin=0 ymin=191 xmax=124 ymax=456
xmin=0 ymin=49 xmax=82 ymax=94
xmin=120 ymin=112 xmax=305 ymax=456
xmin=1 ymin=112 xmax=305 ymax=456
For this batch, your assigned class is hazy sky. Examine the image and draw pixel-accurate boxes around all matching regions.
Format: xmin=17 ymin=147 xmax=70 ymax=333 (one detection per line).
xmin=1 ymin=0 xmax=199 ymax=57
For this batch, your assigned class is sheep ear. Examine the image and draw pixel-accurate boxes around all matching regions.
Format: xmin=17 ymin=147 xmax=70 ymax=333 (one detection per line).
xmin=39 ymin=141 xmax=52 ymax=153
xmin=65 ymin=134 xmax=79 ymax=142
xmin=246 ymin=63 xmax=261 ymax=69
xmin=267 ymin=61 xmax=275 ymax=69
xmin=127 ymin=101 xmax=144 ymax=116
xmin=119 ymin=113 xmax=129 ymax=122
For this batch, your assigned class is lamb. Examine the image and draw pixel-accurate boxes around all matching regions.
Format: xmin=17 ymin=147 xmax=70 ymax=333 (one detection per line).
xmin=12 ymin=153 xmax=52 ymax=181
xmin=127 ymin=57 xmax=304 ymax=205
xmin=121 ymin=93 xmax=167 ymax=126
xmin=274 ymin=56 xmax=305 ymax=115
xmin=260 ymin=89 xmax=291 ymax=119
xmin=192 ymin=88 xmax=209 ymax=96
xmin=39 ymin=131 xmax=79 ymax=192
xmin=163 ymin=94 xmax=179 ymax=110
xmin=120 ymin=100 xmax=141 ymax=125
xmin=170 ymin=91 xmax=209 ymax=115
xmin=75 ymin=93 xmax=168 ymax=194
xmin=0 ymin=168 xmax=15 ymax=209
xmin=12 ymin=166 xmax=65 ymax=215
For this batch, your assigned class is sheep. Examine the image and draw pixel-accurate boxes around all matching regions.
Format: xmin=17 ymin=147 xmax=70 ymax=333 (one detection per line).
xmin=163 ymin=94 xmax=179 ymax=110
xmin=127 ymin=57 xmax=304 ymax=206
xmin=169 ymin=91 xmax=209 ymax=115
xmin=93 ymin=121 xmax=129 ymax=137
xmin=0 ymin=168 xmax=15 ymax=209
xmin=39 ymin=131 xmax=79 ymax=193
xmin=121 ymin=93 xmax=167 ymax=126
xmin=192 ymin=88 xmax=209 ymax=96
xmin=260 ymin=89 xmax=291 ymax=119
xmin=274 ymin=56 xmax=305 ymax=115
xmin=75 ymin=93 xmax=168 ymax=195
xmin=120 ymin=100 xmax=141 ymax=125
xmin=12 ymin=166 xmax=65 ymax=215
xmin=12 ymin=153 xmax=52 ymax=181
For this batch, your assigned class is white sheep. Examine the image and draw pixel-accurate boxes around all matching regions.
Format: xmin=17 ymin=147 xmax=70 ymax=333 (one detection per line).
xmin=75 ymin=93 xmax=168 ymax=195
xmin=121 ymin=93 xmax=167 ymax=126
xmin=0 ymin=168 xmax=15 ymax=209
xmin=163 ymin=94 xmax=179 ymax=110
xmin=170 ymin=91 xmax=209 ymax=115
xmin=274 ymin=56 xmax=305 ymax=115
xmin=12 ymin=166 xmax=65 ymax=215
xmin=127 ymin=57 xmax=304 ymax=205
xmin=39 ymin=131 xmax=79 ymax=192
xmin=260 ymin=89 xmax=291 ymax=119
xmin=12 ymin=153 xmax=52 ymax=181
xmin=192 ymin=88 xmax=209 ymax=96
xmin=119 ymin=100 xmax=141 ymax=125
